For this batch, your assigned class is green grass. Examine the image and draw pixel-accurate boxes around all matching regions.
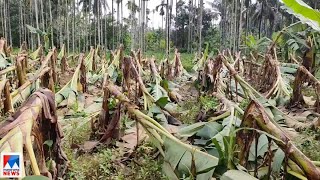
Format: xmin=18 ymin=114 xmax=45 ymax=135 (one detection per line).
xmin=12 ymin=47 xmax=20 ymax=54
xmin=199 ymin=96 xmax=219 ymax=111
xmin=180 ymin=53 xmax=196 ymax=72
xmin=145 ymin=51 xmax=195 ymax=72
xmin=295 ymin=129 xmax=320 ymax=161
xmin=63 ymin=119 xmax=166 ymax=180
xmin=66 ymin=143 xmax=166 ymax=180
xmin=178 ymin=99 xmax=201 ymax=124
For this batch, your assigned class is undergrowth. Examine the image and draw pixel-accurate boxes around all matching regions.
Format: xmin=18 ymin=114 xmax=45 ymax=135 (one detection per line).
xmin=295 ymin=129 xmax=320 ymax=161
xmin=178 ymin=95 xmax=220 ymax=124
xmin=178 ymin=99 xmax=201 ymax=124
xmin=145 ymin=51 xmax=194 ymax=72
xmin=199 ymin=95 xmax=219 ymax=111
xmin=64 ymin=120 xmax=166 ymax=180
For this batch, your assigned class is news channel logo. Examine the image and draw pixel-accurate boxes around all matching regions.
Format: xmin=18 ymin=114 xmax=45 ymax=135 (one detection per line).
xmin=0 ymin=152 xmax=23 ymax=178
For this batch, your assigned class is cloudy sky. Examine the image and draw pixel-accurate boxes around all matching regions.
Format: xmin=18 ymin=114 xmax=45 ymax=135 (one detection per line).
xmin=104 ymin=0 xmax=213 ymax=28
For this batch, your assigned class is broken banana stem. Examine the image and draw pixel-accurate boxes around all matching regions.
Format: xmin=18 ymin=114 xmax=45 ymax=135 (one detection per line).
xmin=290 ymin=66 xmax=320 ymax=112
xmin=131 ymin=51 xmax=144 ymax=75
xmin=239 ymin=101 xmax=320 ymax=180
xmin=265 ymin=53 xmax=291 ymax=99
xmin=127 ymin=57 xmax=178 ymax=117
xmin=298 ymin=66 xmax=320 ymax=84
xmin=16 ymin=55 xmax=27 ymax=87
xmin=221 ymin=55 xmax=261 ymax=99
xmin=222 ymin=54 xmax=297 ymax=132
xmin=0 ymin=79 xmax=13 ymax=113
xmin=150 ymin=57 xmax=160 ymax=77
xmin=0 ymin=65 xmax=16 ymax=76
xmin=213 ymin=92 xmax=244 ymax=115
xmin=208 ymin=111 xmax=231 ymax=122
xmin=11 ymin=67 xmax=51 ymax=98
xmin=107 ymin=85 xmax=219 ymax=164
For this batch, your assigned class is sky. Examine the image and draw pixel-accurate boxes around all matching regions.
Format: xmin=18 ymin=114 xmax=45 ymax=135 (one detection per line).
xmin=105 ymin=0 xmax=213 ymax=28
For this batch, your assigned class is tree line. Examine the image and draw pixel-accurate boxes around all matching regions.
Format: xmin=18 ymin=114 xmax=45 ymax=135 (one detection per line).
xmin=0 ymin=0 xmax=318 ymax=54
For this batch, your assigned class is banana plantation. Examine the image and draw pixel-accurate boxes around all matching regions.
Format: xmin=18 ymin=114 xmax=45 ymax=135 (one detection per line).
xmin=1 ymin=0 xmax=320 ymax=180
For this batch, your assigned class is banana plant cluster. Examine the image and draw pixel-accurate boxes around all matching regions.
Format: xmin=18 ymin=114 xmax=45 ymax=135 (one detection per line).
xmin=179 ymin=34 xmax=320 ymax=179
xmin=0 ymin=38 xmax=68 ymax=179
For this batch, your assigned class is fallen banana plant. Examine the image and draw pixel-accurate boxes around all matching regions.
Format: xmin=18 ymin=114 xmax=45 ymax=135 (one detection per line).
xmin=177 ymin=91 xmax=245 ymax=173
xmin=220 ymin=53 xmax=316 ymax=132
xmin=148 ymin=57 xmax=177 ymax=103
xmin=0 ymin=89 xmax=68 ymax=179
xmin=29 ymin=45 xmax=43 ymax=60
xmin=8 ymin=66 xmax=53 ymax=113
xmin=123 ymin=56 xmax=178 ymax=117
xmin=92 ymin=45 xmax=103 ymax=71
xmin=237 ymin=100 xmax=320 ymax=180
xmin=192 ymin=43 xmax=209 ymax=72
xmin=290 ymin=65 xmax=320 ymax=112
xmin=106 ymin=83 xmax=219 ymax=179
xmin=58 ymin=44 xmax=68 ymax=74
xmin=259 ymin=49 xmax=291 ymax=100
xmin=221 ymin=53 xmax=262 ymax=99
xmin=106 ymin=46 xmax=123 ymax=83
xmin=173 ymin=49 xmax=191 ymax=79
xmin=0 ymin=78 xmax=13 ymax=115
xmin=0 ymin=38 xmax=10 ymax=57
xmin=197 ymin=55 xmax=223 ymax=93
xmin=130 ymin=50 xmax=144 ymax=76
xmin=11 ymin=64 xmax=54 ymax=107
xmin=149 ymin=57 xmax=162 ymax=84
xmin=84 ymin=47 xmax=95 ymax=72
xmin=87 ymin=73 xmax=121 ymax=143
xmin=55 ymin=54 xmax=84 ymax=107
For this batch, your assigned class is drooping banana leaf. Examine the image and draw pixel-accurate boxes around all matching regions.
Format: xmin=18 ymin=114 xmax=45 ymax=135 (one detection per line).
xmin=57 ymin=44 xmax=65 ymax=60
xmin=85 ymin=48 xmax=95 ymax=72
xmin=29 ymin=45 xmax=43 ymax=60
xmin=11 ymin=67 xmax=51 ymax=108
xmin=148 ymin=83 xmax=168 ymax=101
xmin=106 ymin=48 xmax=122 ymax=82
xmin=281 ymin=0 xmax=320 ymax=31
xmin=0 ymin=53 xmax=10 ymax=69
xmin=26 ymin=24 xmax=46 ymax=35
xmin=55 ymin=64 xmax=81 ymax=107
xmin=220 ymin=170 xmax=258 ymax=180
xmin=106 ymin=84 xmax=219 ymax=179
xmin=94 ymin=46 xmax=101 ymax=68
xmin=0 ymin=89 xmax=68 ymax=179
xmin=192 ymin=43 xmax=209 ymax=71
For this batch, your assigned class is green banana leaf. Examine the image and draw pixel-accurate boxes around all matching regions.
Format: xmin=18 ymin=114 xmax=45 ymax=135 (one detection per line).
xmin=282 ymin=0 xmax=320 ymax=31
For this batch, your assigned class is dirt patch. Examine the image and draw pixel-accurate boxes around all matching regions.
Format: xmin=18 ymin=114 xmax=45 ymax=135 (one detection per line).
xmin=58 ymin=70 xmax=74 ymax=87
xmin=178 ymin=81 xmax=198 ymax=102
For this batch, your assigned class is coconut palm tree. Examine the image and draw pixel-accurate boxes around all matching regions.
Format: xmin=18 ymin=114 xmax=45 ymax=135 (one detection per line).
xmin=156 ymin=1 xmax=168 ymax=54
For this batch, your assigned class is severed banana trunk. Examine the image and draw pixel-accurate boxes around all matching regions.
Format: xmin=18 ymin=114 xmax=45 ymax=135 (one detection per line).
xmin=238 ymin=100 xmax=320 ymax=180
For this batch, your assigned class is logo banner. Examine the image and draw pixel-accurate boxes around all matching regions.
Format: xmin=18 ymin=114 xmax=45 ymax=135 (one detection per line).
xmin=0 ymin=152 xmax=23 ymax=178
